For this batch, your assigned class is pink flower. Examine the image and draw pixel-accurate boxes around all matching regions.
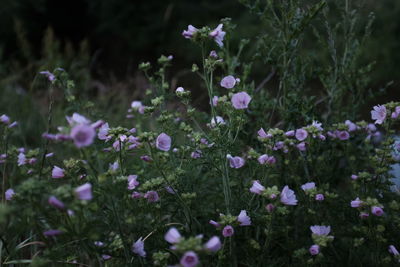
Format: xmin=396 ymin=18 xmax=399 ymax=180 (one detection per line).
xmin=315 ymin=194 xmax=324 ymax=201
xmin=144 ymin=191 xmax=159 ymax=203
xmin=5 ymin=188 xmax=15 ymax=201
xmin=371 ymin=206 xmax=384 ymax=216
xmin=220 ymin=75 xmax=237 ymax=89
xmin=231 ymin=92 xmax=251 ymax=109
xmin=350 ymin=197 xmax=363 ymax=208
xmin=222 ymin=225 xmax=234 ymax=237
xmin=209 ymin=24 xmax=226 ymax=47
xmin=182 ymin=25 xmax=198 ymax=39
xmin=295 ymin=129 xmax=308 ymax=141
xmin=52 ymin=166 xmax=65 ymax=178
xmin=74 ymin=183 xmax=93 ymax=200
xmin=301 ymin=182 xmax=315 ymax=192
xmin=309 ymin=244 xmax=320 ymax=255
xmin=250 ymin=180 xmax=265 ymax=195
xmin=371 ymin=105 xmax=387 ymax=124
xmin=180 ymin=251 xmax=199 ymax=267
xmin=132 ymin=237 xmax=146 ymax=257
xmin=227 ymin=154 xmax=245 ymax=168
xmin=48 ymin=196 xmax=65 ymax=210
xmin=280 ymin=186 xmax=298 ymax=206
xmin=310 ymin=225 xmax=331 ymax=236
xmin=389 ymin=245 xmax=399 ymax=256
xmin=204 ymin=236 xmax=221 ymax=252
xmin=237 ymin=210 xmax=251 ymax=226
xmin=127 ymin=175 xmax=139 ymax=190
xmin=70 ymin=124 xmax=96 ymax=148
xmin=156 ymin=133 xmax=171 ymax=151
xmin=165 ymin=227 xmax=181 ymax=244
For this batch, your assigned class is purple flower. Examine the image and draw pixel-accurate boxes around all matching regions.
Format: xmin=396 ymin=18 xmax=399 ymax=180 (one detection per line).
xmin=209 ymin=50 xmax=218 ymax=58
xmin=285 ymin=130 xmax=295 ymax=137
xmin=220 ymin=75 xmax=237 ymax=89
xmin=52 ymin=166 xmax=65 ymax=178
xmin=182 ymin=25 xmax=198 ymax=39
xmin=222 ymin=225 xmax=234 ymax=237
xmin=94 ymin=241 xmax=104 ymax=247
xmin=227 ymin=154 xmax=245 ymax=168
xmin=43 ymin=229 xmax=63 ymax=237
xmin=132 ymin=237 xmax=146 ymax=257
xmin=295 ymin=129 xmax=308 ymax=141
xmin=310 ymin=225 xmax=331 ymax=236
xmin=210 ymin=116 xmax=225 ymax=127
xmin=371 ymin=206 xmax=384 ymax=216
xmin=165 ymin=227 xmax=181 ymax=244
xmin=371 ymin=105 xmax=387 ymax=124
xmin=315 ymin=194 xmax=324 ymax=201
xmin=351 ymin=174 xmax=358 ymax=180
xmin=66 ymin=113 xmax=90 ymax=126
xmin=39 ymin=71 xmax=56 ymax=82
xmin=109 ymin=161 xmax=119 ymax=171
xmin=250 ymin=180 xmax=265 ymax=195
xmin=70 ymin=124 xmax=96 ymax=148
xmin=209 ymin=220 xmax=221 ymax=228
xmin=144 ymin=191 xmax=159 ymax=203
xmin=180 ymin=251 xmax=199 ymax=267
xmin=237 ymin=210 xmax=251 ymax=226
xmin=389 ymin=245 xmax=399 ymax=256
xmin=296 ymin=142 xmax=307 ymax=151
xmin=102 ymin=255 xmax=111 ymax=260
xmin=0 ymin=114 xmax=10 ymax=124
xmin=140 ymin=155 xmax=152 ymax=162
xmin=336 ymin=130 xmax=350 ymax=140
xmin=127 ymin=175 xmax=139 ymax=190
xmin=212 ymin=96 xmax=219 ymax=107
xmin=258 ymin=154 xmax=269 ymax=165
xmin=204 ymin=236 xmax=221 ymax=252
xmin=98 ymin=123 xmax=110 ymax=140
xmin=345 ymin=120 xmax=357 ymax=132
xmin=209 ymin=24 xmax=226 ymax=47
xmin=359 ymin=212 xmax=369 ymax=219
xmin=156 ymin=133 xmax=171 ymax=151
xmin=309 ymin=244 xmax=320 ymax=255
xmin=266 ymin=203 xmax=275 ymax=213
xmin=257 ymin=128 xmax=272 ymax=139
xmin=301 ymin=182 xmax=316 ymax=192
xmin=17 ymin=153 xmax=26 ymax=166
xmin=48 ymin=196 xmax=65 ymax=210
xmin=5 ymin=188 xmax=15 ymax=201
xmin=74 ymin=183 xmax=93 ymax=200
xmin=231 ymin=92 xmax=251 ymax=109
xmin=176 ymin=87 xmax=185 ymax=93
xmin=350 ymin=197 xmax=363 ymax=208
xmin=280 ymin=185 xmax=298 ymax=206
xmin=191 ymin=150 xmax=202 ymax=159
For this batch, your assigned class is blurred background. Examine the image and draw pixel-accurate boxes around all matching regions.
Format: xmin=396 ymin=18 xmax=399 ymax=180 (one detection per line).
xmin=0 ymin=0 xmax=399 ymax=145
